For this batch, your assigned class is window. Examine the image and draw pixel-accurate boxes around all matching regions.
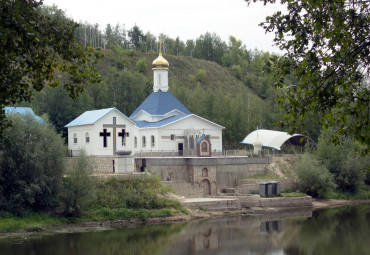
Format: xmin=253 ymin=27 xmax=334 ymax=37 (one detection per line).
xmin=85 ymin=133 xmax=90 ymax=143
xmin=201 ymin=142 xmax=208 ymax=152
xmin=142 ymin=136 xmax=146 ymax=147
xmin=151 ymin=135 xmax=155 ymax=147
xmin=158 ymin=74 xmax=161 ymax=85
xmin=170 ymin=134 xmax=175 ymax=140
xmin=134 ymin=136 xmax=137 ymax=148
xmin=73 ymin=133 xmax=77 ymax=144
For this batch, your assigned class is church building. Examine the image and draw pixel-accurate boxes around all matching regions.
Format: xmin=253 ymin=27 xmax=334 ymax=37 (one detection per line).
xmin=65 ymin=47 xmax=224 ymax=157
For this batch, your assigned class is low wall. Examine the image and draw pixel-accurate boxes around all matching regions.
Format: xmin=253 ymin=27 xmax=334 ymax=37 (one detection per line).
xmin=182 ymin=198 xmax=241 ymax=210
xmin=234 ymin=195 xmax=312 ymax=208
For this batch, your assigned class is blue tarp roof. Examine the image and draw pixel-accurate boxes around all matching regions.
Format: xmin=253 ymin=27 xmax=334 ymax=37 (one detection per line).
xmin=130 ymin=90 xmax=191 ymax=118
xmin=4 ymin=107 xmax=44 ymax=123
xmin=65 ymin=107 xmax=132 ymax=127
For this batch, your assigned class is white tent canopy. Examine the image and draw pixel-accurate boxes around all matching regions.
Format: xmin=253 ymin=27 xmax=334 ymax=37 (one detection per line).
xmin=240 ymin=129 xmax=307 ymax=150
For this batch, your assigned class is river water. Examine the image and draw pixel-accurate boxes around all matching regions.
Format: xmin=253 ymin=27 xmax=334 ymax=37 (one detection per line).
xmin=1 ymin=204 xmax=369 ymax=255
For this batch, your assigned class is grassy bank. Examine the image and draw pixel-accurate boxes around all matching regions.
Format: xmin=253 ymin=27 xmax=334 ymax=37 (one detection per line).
xmin=0 ymin=175 xmax=188 ymax=233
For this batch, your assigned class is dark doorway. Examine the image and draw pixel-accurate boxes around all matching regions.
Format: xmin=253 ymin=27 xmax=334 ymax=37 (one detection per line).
xmin=178 ymin=143 xmax=183 ymax=156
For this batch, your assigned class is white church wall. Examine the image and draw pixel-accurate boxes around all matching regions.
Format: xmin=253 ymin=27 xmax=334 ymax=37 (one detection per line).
xmin=67 ymin=109 xmax=136 ymax=156
xmin=135 ymin=128 xmax=159 ymax=152
xmin=158 ymin=115 xmax=223 ymax=151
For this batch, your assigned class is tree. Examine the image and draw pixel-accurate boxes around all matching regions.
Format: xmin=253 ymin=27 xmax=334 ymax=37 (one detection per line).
xmin=246 ymin=0 xmax=370 ymax=154
xmin=0 ymin=113 xmax=66 ymax=215
xmin=128 ymin=24 xmax=145 ymax=50
xmin=0 ymin=0 xmax=101 ymax=134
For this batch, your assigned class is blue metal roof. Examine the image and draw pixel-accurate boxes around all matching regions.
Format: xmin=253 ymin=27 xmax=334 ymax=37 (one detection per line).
xmin=133 ymin=114 xmax=190 ymax=128
xmin=65 ymin=107 xmax=133 ymax=127
xmin=130 ymin=90 xmax=191 ymax=118
xmin=4 ymin=107 xmax=44 ymax=123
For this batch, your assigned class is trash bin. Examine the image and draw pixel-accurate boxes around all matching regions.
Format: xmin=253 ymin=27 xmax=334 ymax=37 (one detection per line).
xmin=270 ymin=181 xmax=281 ymax=195
xmin=259 ymin=181 xmax=268 ymax=197
xmin=266 ymin=182 xmax=273 ymax=196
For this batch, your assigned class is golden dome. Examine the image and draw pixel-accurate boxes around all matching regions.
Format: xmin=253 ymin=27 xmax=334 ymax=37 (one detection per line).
xmin=152 ymin=41 xmax=169 ymax=70
xmin=152 ymin=52 xmax=169 ymax=70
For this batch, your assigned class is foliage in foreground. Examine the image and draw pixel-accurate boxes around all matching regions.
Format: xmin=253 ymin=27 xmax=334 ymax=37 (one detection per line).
xmin=0 ymin=114 xmax=66 ymax=216
xmin=246 ymin=0 xmax=370 ymax=154
xmin=0 ymin=0 xmax=101 ymax=134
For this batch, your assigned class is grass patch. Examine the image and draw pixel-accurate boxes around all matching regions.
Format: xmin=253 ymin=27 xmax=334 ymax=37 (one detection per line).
xmin=242 ymin=174 xmax=281 ymax=180
xmin=325 ymin=185 xmax=370 ymax=200
xmin=280 ymin=192 xmax=307 ymax=198
xmin=85 ymin=208 xmax=174 ymax=221
xmin=0 ymin=213 xmax=72 ymax=233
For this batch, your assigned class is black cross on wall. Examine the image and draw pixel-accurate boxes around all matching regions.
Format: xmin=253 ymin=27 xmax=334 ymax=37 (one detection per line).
xmin=102 ymin=117 xmax=126 ymax=155
xmin=100 ymin=129 xmax=111 ymax=148
xmin=118 ymin=129 xmax=129 ymax=146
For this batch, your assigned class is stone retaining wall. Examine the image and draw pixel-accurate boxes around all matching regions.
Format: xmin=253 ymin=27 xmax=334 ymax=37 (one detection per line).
xmin=162 ymin=180 xmax=203 ymax=198
xmin=137 ymin=157 xmax=270 ymax=194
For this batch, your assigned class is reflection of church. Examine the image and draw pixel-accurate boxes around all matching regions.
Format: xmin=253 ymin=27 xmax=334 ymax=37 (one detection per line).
xmin=66 ymin=46 xmax=224 ymax=157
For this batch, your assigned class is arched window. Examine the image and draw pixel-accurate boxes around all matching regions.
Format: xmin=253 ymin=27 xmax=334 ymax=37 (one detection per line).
xmin=73 ymin=133 xmax=77 ymax=144
xmin=134 ymin=136 xmax=137 ymax=148
xmin=85 ymin=132 xmax=90 ymax=143
xmin=142 ymin=136 xmax=146 ymax=147
xmin=201 ymin=141 xmax=208 ymax=152
xmin=151 ymin=135 xmax=155 ymax=147
xmin=202 ymin=168 xmax=208 ymax=177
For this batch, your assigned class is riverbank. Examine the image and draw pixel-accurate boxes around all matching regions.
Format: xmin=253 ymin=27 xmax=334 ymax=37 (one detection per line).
xmin=1 ymin=198 xmax=369 ymax=240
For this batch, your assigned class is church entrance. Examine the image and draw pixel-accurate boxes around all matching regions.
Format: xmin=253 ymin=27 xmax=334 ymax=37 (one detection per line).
xmin=178 ymin=143 xmax=183 ymax=156
xmin=201 ymin=179 xmax=211 ymax=196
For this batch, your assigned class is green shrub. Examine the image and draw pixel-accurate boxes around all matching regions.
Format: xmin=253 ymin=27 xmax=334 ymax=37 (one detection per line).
xmin=89 ymin=175 xmax=186 ymax=212
xmin=195 ymin=69 xmax=207 ymax=83
xmin=315 ymin=129 xmax=366 ymax=193
xmin=135 ymin=59 xmax=148 ymax=73
xmin=61 ymin=151 xmax=95 ymax=217
xmin=0 ymin=114 xmax=65 ymax=216
xmin=294 ymin=154 xmax=336 ymax=198
xmin=231 ymin=65 xmax=242 ymax=79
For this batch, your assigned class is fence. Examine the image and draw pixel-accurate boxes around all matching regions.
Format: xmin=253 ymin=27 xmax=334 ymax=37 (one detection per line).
xmin=68 ymin=148 xmax=303 ymax=158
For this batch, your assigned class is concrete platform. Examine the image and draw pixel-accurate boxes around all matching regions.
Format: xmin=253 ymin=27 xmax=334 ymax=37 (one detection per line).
xmin=182 ymin=197 xmax=241 ymax=211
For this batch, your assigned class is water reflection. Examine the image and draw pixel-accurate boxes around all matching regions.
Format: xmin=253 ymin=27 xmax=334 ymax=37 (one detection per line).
xmin=0 ymin=205 xmax=370 ymax=255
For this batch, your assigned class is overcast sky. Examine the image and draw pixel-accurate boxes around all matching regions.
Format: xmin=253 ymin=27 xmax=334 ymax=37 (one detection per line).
xmin=44 ymin=0 xmax=284 ymax=53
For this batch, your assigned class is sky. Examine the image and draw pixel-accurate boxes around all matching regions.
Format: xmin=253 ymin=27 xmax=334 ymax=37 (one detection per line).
xmin=43 ymin=0 xmax=284 ymax=53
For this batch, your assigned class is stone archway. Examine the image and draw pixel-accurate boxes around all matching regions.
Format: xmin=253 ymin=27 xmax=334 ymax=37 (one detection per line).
xmin=201 ymin=179 xmax=211 ymax=196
